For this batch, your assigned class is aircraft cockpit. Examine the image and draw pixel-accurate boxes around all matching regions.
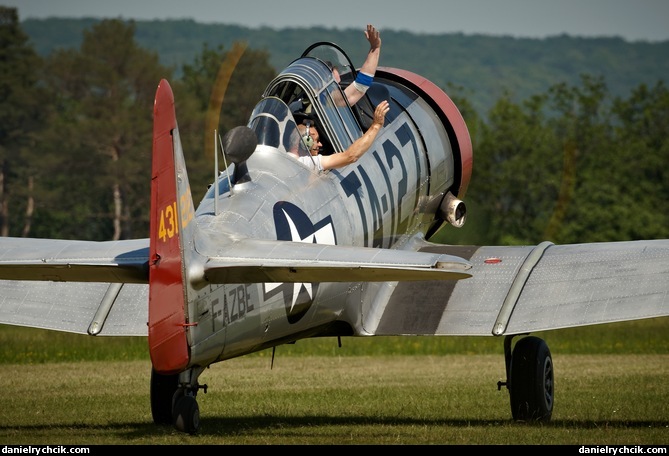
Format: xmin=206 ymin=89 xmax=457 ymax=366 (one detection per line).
xmin=301 ymin=42 xmax=390 ymax=132
xmin=255 ymin=43 xmax=366 ymax=161
xmin=247 ymin=97 xmax=308 ymax=157
xmin=204 ymin=97 xmax=315 ymax=201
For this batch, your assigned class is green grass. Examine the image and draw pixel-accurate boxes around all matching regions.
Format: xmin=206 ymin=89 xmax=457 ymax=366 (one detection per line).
xmin=1 ymin=317 xmax=668 ymax=364
xmin=0 ymin=319 xmax=668 ymax=444
xmin=1 ymin=356 xmax=668 ymax=444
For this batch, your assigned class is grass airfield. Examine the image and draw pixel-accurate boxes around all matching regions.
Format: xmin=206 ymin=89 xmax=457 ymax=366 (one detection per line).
xmin=1 ymin=319 xmax=668 ymax=445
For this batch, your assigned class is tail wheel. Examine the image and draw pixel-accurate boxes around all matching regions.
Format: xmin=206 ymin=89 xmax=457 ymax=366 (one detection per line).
xmin=150 ymin=368 xmax=180 ymax=425
xmin=173 ymin=394 xmax=200 ymax=435
xmin=509 ymin=336 xmax=554 ymax=422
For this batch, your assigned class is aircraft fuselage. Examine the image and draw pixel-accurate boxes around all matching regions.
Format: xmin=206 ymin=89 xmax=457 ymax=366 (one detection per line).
xmin=186 ymin=85 xmax=460 ymax=367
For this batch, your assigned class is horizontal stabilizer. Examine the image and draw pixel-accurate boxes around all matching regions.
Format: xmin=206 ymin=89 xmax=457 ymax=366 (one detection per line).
xmin=198 ymin=238 xmax=472 ymax=285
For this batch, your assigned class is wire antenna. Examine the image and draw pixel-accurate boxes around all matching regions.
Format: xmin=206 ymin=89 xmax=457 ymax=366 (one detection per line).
xmin=218 ymin=132 xmax=232 ymax=187
xmin=213 ymin=129 xmax=233 ymax=216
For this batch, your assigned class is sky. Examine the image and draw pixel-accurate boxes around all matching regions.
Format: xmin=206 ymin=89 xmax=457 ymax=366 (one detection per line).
xmin=4 ymin=0 xmax=669 ymax=42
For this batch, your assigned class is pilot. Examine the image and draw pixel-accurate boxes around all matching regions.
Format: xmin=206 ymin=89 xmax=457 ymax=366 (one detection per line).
xmin=297 ymin=121 xmax=322 ymax=157
xmin=294 ymin=100 xmax=389 ymax=171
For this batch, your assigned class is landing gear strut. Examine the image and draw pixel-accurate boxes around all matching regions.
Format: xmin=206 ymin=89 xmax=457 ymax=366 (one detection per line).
xmin=498 ymin=335 xmax=554 ymax=422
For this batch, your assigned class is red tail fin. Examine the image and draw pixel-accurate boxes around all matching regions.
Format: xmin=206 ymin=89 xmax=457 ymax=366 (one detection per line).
xmin=148 ymin=79 xmax=195 ymax=374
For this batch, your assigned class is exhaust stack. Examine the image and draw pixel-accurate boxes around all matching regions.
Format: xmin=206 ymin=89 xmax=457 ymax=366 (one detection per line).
xmin=438 ymin=192 xmax=467 ymax=228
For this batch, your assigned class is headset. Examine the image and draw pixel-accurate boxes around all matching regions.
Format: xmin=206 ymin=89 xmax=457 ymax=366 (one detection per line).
xmin=301 ymin=120 xmax=314 ymax=151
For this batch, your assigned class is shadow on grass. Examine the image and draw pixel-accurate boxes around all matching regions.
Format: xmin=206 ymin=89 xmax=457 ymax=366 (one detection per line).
xmin=5 ymin=415 xmax=666 ymax=439
xmin=196 ymin=416 xmax=669 ymax=434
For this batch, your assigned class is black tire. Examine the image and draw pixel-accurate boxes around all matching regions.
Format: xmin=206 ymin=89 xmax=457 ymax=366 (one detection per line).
xmin=509 ymin=336 xmax=554 ymax=422
xmin=173 ymin=394 xmax=200 ymax=435
xmin=150 ymin=368 xmax=180 ymax=425
xmin=171 ymin=387 xmax=186 ymax=421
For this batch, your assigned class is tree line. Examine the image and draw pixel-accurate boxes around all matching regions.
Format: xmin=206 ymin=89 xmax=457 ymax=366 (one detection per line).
xmin=2 ymin=7 xmax=667 ymax=245
xmin=22 ymin=17 xmax=669 ymax=118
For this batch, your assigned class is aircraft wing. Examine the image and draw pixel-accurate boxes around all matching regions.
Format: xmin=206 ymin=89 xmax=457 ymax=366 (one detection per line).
xmin=0 ymin=238 xmax=149 ymax=336
xmin=0 ymin=238 xmax=150 ymax=283
xmin=0 ymin=236 xmax=472 ymax=337
xmin=0 ymin=280 xmax=149 ymax=336
xmin=2 ymin=236 xmax=667 ymax=339
xmin=365 ymin=239 xmax=669 ymax=336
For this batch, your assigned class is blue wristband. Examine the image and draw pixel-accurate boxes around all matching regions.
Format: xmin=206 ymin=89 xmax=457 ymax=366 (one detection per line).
xmin=355 ymin=72 xmax=373 ymax=87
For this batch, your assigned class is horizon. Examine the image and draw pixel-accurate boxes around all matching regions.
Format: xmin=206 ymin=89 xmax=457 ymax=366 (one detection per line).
xmin=5 ymin=0 xmax=669 ymax=43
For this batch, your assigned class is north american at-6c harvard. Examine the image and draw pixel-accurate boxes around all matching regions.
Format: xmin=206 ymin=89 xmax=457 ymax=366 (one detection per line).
xmin=0 ymin=39 xmax=667 ymax=434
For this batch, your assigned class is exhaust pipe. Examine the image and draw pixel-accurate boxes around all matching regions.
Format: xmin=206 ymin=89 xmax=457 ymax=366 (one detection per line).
xmin=438 ymin=192 xmax=467 ymax=228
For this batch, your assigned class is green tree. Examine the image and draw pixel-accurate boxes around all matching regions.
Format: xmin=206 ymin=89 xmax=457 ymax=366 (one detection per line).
xmin=0 ymin=7 xmax=46 ymax=237
xmin=461 ymin=91 xmax=562 ymax=245
xmin=557 ymin=80 xmax=669 ymax=242
xmin=176 ymin=43 xmax=276 ymax=203
xmin=449 ymin=75 xmax=668 ymax=246
xmin=545 ymin=75 xmax=669 ymax=243
xmin=35 ymin=19 xmax=172 ymax=240
xmin=612 ymin=81 xmax=669 ymax=222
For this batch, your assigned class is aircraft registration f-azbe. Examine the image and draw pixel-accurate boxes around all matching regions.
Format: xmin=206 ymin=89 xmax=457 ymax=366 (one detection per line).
xmin=0 ymin=40 xmax=668 ymax=435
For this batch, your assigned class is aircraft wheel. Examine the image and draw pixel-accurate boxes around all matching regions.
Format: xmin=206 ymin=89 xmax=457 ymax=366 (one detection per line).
xmin=171 ymin=386 xmax=186 ymax=416
xmin=509 ymin=336 xmax=554 ymax=422
xmin=173 ymin=394 xmax=200 ymax=435
xmin=150 ymin=368 xmax=179 ymax=425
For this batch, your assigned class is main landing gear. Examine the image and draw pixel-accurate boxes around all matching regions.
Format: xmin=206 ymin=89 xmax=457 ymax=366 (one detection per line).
xmin=150 ymin=367 xmax=207 ymax=434
xmin=149 ymin=335 xmax=554 ymax=433
xmin=498 ymin=335 xmax=554 ymax=422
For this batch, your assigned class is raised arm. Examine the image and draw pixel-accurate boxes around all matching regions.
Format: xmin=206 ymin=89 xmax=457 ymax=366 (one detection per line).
xmin=321 ymin=100 xmax=389 ymax=170
xmin=344 ymin=24 xmax=382 ymax=106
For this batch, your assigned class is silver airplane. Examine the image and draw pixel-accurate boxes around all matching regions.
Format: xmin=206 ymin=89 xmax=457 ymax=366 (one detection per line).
xmin=0 ymin=41 xmax=667 ymax=435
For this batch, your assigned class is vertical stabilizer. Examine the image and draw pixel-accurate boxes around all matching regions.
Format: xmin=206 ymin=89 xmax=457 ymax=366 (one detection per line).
xmin=148 ymin=79 xmax=196 ymax=374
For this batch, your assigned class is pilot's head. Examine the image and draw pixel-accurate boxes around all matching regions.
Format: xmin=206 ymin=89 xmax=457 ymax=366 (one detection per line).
xmin=297 ymin=123 xmax=321 ymax=156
